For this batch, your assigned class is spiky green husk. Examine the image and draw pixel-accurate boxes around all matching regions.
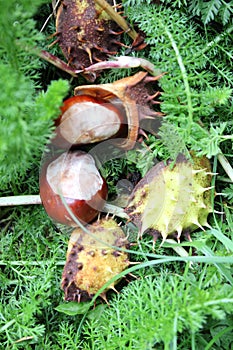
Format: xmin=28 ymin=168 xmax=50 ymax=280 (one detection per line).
xmin=125 ymin=154 xmax=213 ymax=241
xmin=61 ymin=218 xmax=129 ymax=302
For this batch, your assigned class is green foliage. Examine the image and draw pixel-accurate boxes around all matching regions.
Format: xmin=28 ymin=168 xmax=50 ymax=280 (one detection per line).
xmin=82 ymin=270 xmax=233 ymax=349
xmin=158 ymin=122 xmax=189 ymax=160
xmin=222 ymin=184 xmax=233 ymax=204
xmin=152 ymin=0 xmax=233 ymax=26
xmin=0 ymin=206 xmax=68 ymax=348
xmin=189 ymin=0 xmax=233 ymax=25
xmin=55 ymin=302 xmax=91 ymax=316
xmin=0 ymin=76 xmax=69 ymax=191
xmin=122 ymin=3 xmax=233 ymax=161
xmin=0 ymin=0 xmax=70 ymax=191
xmin=0 ymin=0 xmax=46 ymax=75
xmin=100 ymin=136 xmax=167 ymax=196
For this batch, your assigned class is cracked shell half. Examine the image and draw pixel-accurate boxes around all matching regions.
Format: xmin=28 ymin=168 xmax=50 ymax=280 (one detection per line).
xmin=55 ymin=0 xmax=124 ymax=80
xmin=61 ymin=218 xmax=129 ymax=302
xmin=74 ymin=71 xmax=163 ymax=150
xmin=52 ymin=94 xmax=127 ymax=148
xmin=125 ymin=154 xmax=213 ymax=242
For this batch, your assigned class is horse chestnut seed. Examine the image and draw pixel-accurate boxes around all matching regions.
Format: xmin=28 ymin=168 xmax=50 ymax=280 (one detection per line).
xmin=52 ymin=95 xmax=127 ymax=148
xmin=40 ymin=151 xmax=108 ymax=226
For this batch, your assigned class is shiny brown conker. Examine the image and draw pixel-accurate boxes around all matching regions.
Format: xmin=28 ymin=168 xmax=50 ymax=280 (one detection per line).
xmin=40 ymin=150 xmax=108 ymax=226
xmin=52 ymin=95 xmax=127 ymax=148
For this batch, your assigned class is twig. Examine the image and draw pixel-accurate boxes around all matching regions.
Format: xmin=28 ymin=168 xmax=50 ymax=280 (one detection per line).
xmin=38 ymin=50 xmax=79 ymax=77
xmin=0 ymin=195 xmax=129 ymax=219
xmin=217 ymin=153 xmax=233 ymax=183
xmin=0 ymin=195 xmax=42 ymax=206
xmin=40 ymin=0 xmax=60 ymax=32
xmin=94 ymin=0 xmax=138 ymax=40
xmin=83 ymin=56 xmax=162 ymax=76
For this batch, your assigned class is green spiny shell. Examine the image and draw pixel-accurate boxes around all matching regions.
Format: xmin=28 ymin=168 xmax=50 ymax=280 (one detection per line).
xmin=61 ymin=218 xmax=129 ymax=302
xmin=125 ymin=154 xmax=213 ymax=241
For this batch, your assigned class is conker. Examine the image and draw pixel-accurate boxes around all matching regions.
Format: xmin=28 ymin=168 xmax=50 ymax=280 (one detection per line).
xmin=52 ymin=95 xmax=127 ymax=148
xmin=40 ymin=151 xmax=108 ymax=226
